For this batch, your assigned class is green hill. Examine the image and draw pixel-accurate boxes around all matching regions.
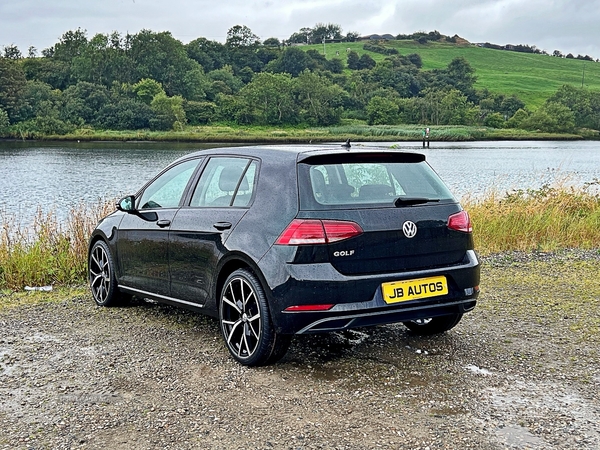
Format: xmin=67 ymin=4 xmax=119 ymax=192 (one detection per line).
xmin=307 ymin=40 xmax=600 ymax=108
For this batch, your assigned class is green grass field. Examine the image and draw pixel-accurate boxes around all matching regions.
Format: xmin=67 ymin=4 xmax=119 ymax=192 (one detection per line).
xmin=307 ymin=40 xmax=600 ymax=108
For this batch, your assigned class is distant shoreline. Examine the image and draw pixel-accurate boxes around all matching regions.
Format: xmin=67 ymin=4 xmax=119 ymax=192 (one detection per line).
xmin=1 ymin=124 xmax=597 ymax=143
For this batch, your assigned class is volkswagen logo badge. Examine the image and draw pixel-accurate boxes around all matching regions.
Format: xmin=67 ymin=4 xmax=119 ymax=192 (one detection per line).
xmin=402 ymin=221 xmax=417 ymax=238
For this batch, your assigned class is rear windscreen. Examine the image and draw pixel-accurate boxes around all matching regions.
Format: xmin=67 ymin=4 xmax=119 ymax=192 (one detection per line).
xmin=298 ymin=156 xmax=455 ymax=210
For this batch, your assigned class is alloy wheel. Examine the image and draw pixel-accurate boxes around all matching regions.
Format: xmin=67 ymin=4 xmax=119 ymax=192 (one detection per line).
xmin=89 ymin=243 xmax=112 ymax=305
xmin=221 ymin=276 xmax=262 ymax=360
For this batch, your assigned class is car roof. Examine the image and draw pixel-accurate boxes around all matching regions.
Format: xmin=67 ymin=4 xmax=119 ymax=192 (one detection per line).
xmin=174 ymin=144 xmax=427 ymax=164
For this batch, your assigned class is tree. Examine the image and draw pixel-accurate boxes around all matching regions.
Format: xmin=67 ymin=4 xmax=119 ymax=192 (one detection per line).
xmin=226 ymin=25 xmax=260 ymax=48
xmin=484 ymin=112 xmax=505 ymax=128
xmin=325 ymin=58 xmax=344 ymax=74
xmin=229 ymin=47 xmax=263 ymax=73
xmin=237 ymin=72 xmax=296 ymax=124
xmin=184 ymin=100 xmax=217 ymax=125
xmin=370 ymin=58 xmax=420 ymax=97
xmin=3 ymin=44 xmax=22 ymax=60
xmin=95 ymin=98 xmax=154 ymax=130
xmin=186 ymin=38 xmax=228 ymax=72
xmin=358 ymin=54 xmax=376 ymax=70
xmin=129 ymin=30 xmax=197 ymax=96
xmin=445 ymin=57 xmax=477 ymax=99
xmin=13 ymin=81 xmax=57 ymax=122
xmin=346 ymin=31 xmax=361 ymax=42
xmin=61 ymin=81 xmax=111 ymax=125
xmin=440 ymin=89 xmax=476 ymax=125
xmin=267 ymin=47 xmax=312 ymax=77
xmin=69 ymin=32 xmax=135 ymax=86
xmin=205 ymin=66 xmax=243 ymax=100
xmin=366 ymin=96 xmax=399 ymax=125
xmin=263 ymin=38 xmax=281 ymax=48
xmin=0 ymin=108 xmax=9 ymax=132
xmin=293 ymin=70 xmax=347 ymax=125
xmin=310 ymin=23 xmax=343 ymax=44
xmin=423 ymin=57 xmax=477 ymax=101
xmin=505 ymin=108 xmax=529 ymax=129
xmin=521 ymin=102 xmax=575 ymax=133
xmin=53 ymin=28 xmax=89 ymax=62
xmin=150 ymin=93 xmax=187 ymax=130
xmin=0 ymin=58 xmax=27 ymax=122
xmin=548 ymin=85 xmax=596 ymax=128
xmin=406 ymin=53 xmax=423 ymax=69
xmin=287 ymin=28 xmax=312 ymax=45
xmin=181 ymin=67 xmax=209 ymax=101
xmin=347 ymin=51 xmax=360 ymax=70
xmin=21 ymin=57 xmax=71 ymax=90
xmin=133 ymin=78 xmax=165 ymax=104
xmin=499 ymin=95 xmax=525 ymax=118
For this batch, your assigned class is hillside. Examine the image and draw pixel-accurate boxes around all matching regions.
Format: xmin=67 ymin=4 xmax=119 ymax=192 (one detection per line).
xmin=307 ymin=40 xmax=600 ymax=108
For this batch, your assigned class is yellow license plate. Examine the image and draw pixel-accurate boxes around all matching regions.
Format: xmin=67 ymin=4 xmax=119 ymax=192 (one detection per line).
xmin=382 ymin=276 xmax=448 ymax=304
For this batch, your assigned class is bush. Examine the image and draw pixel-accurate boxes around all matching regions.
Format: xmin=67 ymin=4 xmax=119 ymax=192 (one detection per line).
xmin=484 ymin=112 xmax=505 ymax=128
xmin=366 ymin=96 xmax=399 ymax=125
xmin=362 ymin=43 xmax=399 ymax=56
xmin=184 ymin=100 xmax=217 ymax=125
xmin=95 ymin=99 xmax=154 ymax=130
xmin=0 ymin=108 xmax=9 ymax=132
xmin=505 ymin=108 xmax=529 ymax=128
xmin=521 ymin=102 xmax=575 ymax=133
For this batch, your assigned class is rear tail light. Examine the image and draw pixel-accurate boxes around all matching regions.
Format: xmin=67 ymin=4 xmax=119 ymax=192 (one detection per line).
xmin=447 ymin=211 xmax=472 ymax=233
xmin=275 ymin=219 xmax=363 ymax=245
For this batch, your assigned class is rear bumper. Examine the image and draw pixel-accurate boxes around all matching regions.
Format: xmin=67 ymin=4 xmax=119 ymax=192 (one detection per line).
xmin=262 ymin=250 xmax=481 ymax=334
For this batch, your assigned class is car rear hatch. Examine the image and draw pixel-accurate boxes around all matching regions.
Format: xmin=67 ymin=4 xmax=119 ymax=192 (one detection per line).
xmin=292 ymin=151 xmax=473 ymax=276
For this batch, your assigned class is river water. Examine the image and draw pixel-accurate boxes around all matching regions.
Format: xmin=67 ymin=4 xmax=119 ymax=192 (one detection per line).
xmin=1 ymin=140 xmax=599 ymax=224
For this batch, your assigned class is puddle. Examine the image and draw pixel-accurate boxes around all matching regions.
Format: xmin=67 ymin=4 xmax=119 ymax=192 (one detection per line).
xmin=495 ymin=424 xmax=547 ymax=448
xmin=488 ymin=380 xmax=600 ymax=444
xmin=465 ymin=364 xmax=493 ymax=376
xmin=0 ymin=347 xmax=15 ymax=376
xmin=25 ymin=332 xmax=61 ymax=343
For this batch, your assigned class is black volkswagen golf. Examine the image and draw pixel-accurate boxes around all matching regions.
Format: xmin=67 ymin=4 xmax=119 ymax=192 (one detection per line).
xmin=89 ymin=144 xmax=480 ymax=366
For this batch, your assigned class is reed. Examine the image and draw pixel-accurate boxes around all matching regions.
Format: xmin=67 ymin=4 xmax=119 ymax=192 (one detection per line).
xmin=0 ymin=200 xmax=114 ymax=290
xmin=464 ymin=182 xmax=600 ymax=254
xmin=21 ymin=123 xmax=582 ymax=143
xmin=1 ymin=184 xmax=598 ymax=291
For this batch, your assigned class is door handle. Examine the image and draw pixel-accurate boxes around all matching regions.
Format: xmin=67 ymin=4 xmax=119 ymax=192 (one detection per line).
xmin=213 ymin=222 xmax=232 ymax=231
xmin=157 ymin=219 xmax=171 ymax=228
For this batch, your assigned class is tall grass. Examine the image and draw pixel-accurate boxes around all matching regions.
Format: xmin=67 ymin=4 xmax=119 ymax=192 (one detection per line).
xmin=0 ymin=200 xmax=114 ymax=290
xmin=464 ymin=183 xmax=600 ymax=254
xmin=1 ymin=185 xmax=599 ymax=291
xmin=15 ymin=123 xmax=582 ymax=143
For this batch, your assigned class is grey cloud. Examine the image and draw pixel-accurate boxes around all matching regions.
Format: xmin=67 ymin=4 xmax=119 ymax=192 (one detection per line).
xmin=1 ymin=0 xmax=599 ymax=59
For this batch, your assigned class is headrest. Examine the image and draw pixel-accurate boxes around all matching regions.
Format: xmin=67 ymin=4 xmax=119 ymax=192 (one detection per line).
xmin=219 ymin=166 xmax=249 ymax=192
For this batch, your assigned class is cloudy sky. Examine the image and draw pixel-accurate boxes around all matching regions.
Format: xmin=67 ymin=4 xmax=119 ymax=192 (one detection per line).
xmin=1 ymin=0 xmax=599 ymax=58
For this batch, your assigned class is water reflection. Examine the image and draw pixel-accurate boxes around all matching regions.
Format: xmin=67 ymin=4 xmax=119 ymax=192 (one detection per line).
xmin=1 ymin=140 xmax=599 ymax=224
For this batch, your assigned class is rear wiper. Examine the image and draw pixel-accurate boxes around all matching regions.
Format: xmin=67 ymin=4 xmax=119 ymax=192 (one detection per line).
xmin=394 ymin=197 xmax=440 ymax=207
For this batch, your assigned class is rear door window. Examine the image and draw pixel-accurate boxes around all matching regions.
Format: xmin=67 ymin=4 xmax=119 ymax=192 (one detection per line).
xmin=190 ymin=157 xmax=258 ymax=208
xmin=299 ymin=154 xmax=455 ymax=210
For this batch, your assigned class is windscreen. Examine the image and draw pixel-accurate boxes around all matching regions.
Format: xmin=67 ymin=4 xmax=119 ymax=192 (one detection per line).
xmin=299 ymin=155 xmax=455 ymax=210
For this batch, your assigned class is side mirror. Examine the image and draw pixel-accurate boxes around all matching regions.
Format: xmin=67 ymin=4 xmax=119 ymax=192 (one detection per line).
xmin=116 ymin=195 xmax=136 ymax=212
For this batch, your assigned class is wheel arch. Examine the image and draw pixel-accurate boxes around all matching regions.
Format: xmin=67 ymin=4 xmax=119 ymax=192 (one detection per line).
xmin=214 ymin=253 xmax=271 ymax=314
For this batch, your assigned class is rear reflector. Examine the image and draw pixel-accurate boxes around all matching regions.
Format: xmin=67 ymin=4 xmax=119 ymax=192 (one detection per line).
xmin=447 ymin=211 xmax=472 ymax=233
xmin=275 ymin=219 xmax=363 ymax=245
xmin=284 ymin=304 xmax=335 ymax=312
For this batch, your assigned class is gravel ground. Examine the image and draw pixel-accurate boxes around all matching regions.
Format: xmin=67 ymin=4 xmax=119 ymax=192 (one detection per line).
xmin=1 ymin=250 xmax=599 ymax=450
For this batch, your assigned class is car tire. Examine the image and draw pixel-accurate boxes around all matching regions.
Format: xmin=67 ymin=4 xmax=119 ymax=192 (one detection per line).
xmin=220 ymin=269 xmax=291 ymax=366
xmin=89 ymin=240 xmax=128 ymax=307
xmin=403 ymin=313 xmax=463 ymax=335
